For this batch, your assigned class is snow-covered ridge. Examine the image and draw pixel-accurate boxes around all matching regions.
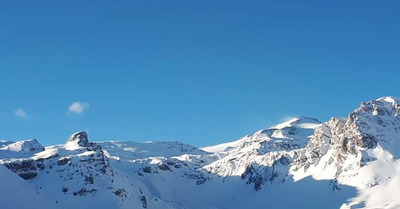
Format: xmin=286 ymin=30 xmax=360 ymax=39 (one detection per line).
xmin=202 ymin=116 xmax=321 ymax=154
xmin=0 ymin=138 xmax=44 ymax=152
xmin=1 ymin=96 xmax=400 ymax=209
xmin=0 ymin=138 xmax=44 ymax=159
xmin=202 ymin=116 xmax=321 ymax=180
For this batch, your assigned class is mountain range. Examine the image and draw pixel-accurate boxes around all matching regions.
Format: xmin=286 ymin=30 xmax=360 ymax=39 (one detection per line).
xmin=1 ymin=96 xmax=400 ymax=209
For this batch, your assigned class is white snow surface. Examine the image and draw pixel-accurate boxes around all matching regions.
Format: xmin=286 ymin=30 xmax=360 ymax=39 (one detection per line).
xmin=0 ymin=165 xmax=59 ymax=209
xmin=1 ymin=97 xmax=400 ymax=209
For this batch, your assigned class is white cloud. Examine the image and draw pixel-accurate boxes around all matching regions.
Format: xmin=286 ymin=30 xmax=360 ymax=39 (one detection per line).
xmin=68 ymin=101 xmax=89 ymax=114
xmin=14 ymin=108 xmax=27 ymax=118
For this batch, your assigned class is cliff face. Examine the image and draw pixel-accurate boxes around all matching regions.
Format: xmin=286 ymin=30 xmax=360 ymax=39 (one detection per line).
xmin=292 ymin=97 xmax=400 ymax=180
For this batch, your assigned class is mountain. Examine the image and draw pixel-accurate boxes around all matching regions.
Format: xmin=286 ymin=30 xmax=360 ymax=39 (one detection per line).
xmin=1 ymin=96 xmax=400 ymax=209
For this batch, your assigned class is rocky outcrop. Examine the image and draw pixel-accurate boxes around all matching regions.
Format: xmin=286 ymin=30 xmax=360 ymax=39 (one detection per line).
xmin=241 ymin=155 xmax=291 ymax=191
xmin=65 ymin=131 xmax=101 ymax=150
xmin=67 ymin=131 xmax=90 ymax=147
xmin=4 ymin=160 xmax=38 ymax=180
xmin=294 ymin=97 xmax=400 ymax=179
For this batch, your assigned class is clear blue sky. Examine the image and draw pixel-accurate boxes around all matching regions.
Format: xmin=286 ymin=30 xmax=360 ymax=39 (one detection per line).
xmin=1 ymin=1 xmax=399 ymax=147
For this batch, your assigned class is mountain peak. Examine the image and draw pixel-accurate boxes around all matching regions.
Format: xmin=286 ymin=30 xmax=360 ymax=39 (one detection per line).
xmin=355 ymin=96 xmax=400 ymax=118
xmin=66 ymin=131 xmax=89 ymax=147
xmin=0 ymin=138 xmax=44 ymax=154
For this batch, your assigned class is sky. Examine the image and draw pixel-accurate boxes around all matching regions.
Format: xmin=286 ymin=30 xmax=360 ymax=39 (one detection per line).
xmin=1 ymin=1 xmax=400 ymax=147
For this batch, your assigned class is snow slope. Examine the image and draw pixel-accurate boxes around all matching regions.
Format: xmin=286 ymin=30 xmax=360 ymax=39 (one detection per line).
xmin=0 ymin=165 xmax=59 ymax=209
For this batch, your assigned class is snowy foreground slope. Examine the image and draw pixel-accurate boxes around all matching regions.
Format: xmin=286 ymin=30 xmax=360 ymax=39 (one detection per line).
xmin=1 ymin=96 xmax=400 ymax=209
xmin=0 ymin=163 xmax=60 ymax=209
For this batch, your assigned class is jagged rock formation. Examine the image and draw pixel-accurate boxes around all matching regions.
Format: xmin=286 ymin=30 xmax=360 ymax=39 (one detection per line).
xmin=65 ymin=131 xmax=101 ymax=150
xmin=292 ymin=97 xmax=400 ymax=180
xmin=67 ymin=131 xmax=89 ymax=146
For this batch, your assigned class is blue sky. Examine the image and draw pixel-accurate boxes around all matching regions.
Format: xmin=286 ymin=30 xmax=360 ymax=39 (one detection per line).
xmin=1 ymin=1 xmax=399 ymax=147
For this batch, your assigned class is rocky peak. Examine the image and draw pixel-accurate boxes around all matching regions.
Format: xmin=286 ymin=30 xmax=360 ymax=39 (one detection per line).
xmin=66 ymin=131 xmax=89 ymax=147
xmin=350 ymin=97 xmax=400 ymax=147
xmin=296 ymin=97 xmax=400 ymax=179
xmin=355 ymin=96 xmax=400 ymax=117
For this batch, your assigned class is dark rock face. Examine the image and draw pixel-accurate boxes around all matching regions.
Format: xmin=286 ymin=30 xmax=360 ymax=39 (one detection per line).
xmin=355 ymin=134 xmax=377 ymax=149
xmin=67 ymin=131 xmax=89 ymax=147
xmin=114 ymin=188 xmax=127 ymax=200
xmin=184 ymin=170 xmax=210 ymax=185
xmin=84 ymin=176 xmax=94 ymax=184
xmin=19 ymin=172 xmax=37 ymax=180
xmin=73 ymin=188 xmax=97 ymax=196
xmin=140 ymin=195 xmax=147 ymax=208
xmin=241 ymin=155 xmax=291 ymax=191
xmin=5 ymin=160 xmax=38 ymax=180
xmin=142 ymin=166 xmax=152 ymax=173
xmin=58 ymin=157 xmax=71 ymax=166
xmin=157 ymin=163 xmax=170 ymax=171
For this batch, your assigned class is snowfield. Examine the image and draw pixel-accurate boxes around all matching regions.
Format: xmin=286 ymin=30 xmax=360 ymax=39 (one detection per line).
xmin=1 ymin=96 xmax=400 ymax=209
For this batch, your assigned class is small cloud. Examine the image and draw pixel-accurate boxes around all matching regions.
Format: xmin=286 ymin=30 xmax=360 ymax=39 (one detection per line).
xmin=68 ymin=101 xmax=89 ymax=114
xmin=14 ymin=108 xmax=27 ymax=118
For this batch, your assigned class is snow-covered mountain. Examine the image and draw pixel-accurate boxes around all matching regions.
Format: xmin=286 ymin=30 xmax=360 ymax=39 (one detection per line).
xmin=1 ymin=96 xmax=400 ymax=209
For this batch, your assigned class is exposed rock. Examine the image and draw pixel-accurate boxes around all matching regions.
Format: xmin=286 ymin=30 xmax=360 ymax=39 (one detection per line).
xmin=18 ymin=172 xmax=38 ymax=180
xmin=65 ymin=131 xmax=102 ymax=151
xmin=57 ymin=157 xmax=71 ymax=166
xmin=140 ymin=195 xmax=147 ymax=208
xmin=67 ymin=131 xmax=90 ymax=147
xmin=157 ymin=163 xmax=170 ymax=171
xmin=84 ymin=176 xmax=94 ymax=184
xmin=184 ymin=170 xmax=211 ymax=185
xmin=114 ymin=188 xmax=127 ymax=199
xmin=73 ymin=188 xmax=97 ymax=196
xmin=204 ymin=116 xmax=321 ymax=182
xmin=142 ymin=166 xmax=152 ymax=173
xmin=5 ymin=160 xmax=38 ymax=180
xmin=296 ymin=97 xmax=400 ymax=179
